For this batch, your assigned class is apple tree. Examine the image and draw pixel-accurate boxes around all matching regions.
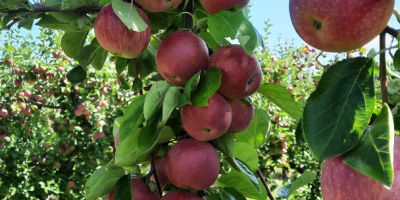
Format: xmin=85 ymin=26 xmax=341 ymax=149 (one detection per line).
xmin=1 ymin=0 xmax=400 ymax=199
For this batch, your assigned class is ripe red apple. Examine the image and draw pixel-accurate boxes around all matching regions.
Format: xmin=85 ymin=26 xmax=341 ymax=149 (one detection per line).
xmin=15 ymin=79 xmax=23 ymax=86
xmin=0 ymin=109 xmax=8 ymax=118
xmin=134 ymin=0 xmax=183 ymax=12
xmin=199 ymin=0 xmax=250 ymax=14
xmin=208 ymin=45 xmax=262 ymax=100
xmin=151 ymin=157 xmax=170 ymax=187
xmin=156 ymin=31 xmax=209 ymax=85
xmin=289 ymin=0 xmax=394 ymax=52
xmin=228 ymin=98 xmax=254 ymax=133
xmin=4 ymin=59 xmax=13 ymax=66
xmin=321 ymin=136 xmax=400 ymax=200
xmin=35 ymin=95 xmax=43 ymax=102
xmin=181 ymin=92 xmax=232 ymax=141
xmin=24 ymin=90 xmax=32 ymax=98
xmin=161 ymin=191 xmax=203 ymax=200
xmin=95 ymin=4 xmax=151 ymax=59
xmin=107 ymin=178 xmax=161 ymax=200
xmin=13 ymin=67 xmax=20 ymax=74
xmin=166 ymin=139 xmax=220 ymax=190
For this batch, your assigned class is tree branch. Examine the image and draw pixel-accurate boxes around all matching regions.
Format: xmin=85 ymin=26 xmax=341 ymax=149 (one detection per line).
xmin=380 ymin=32 xmax=389 ymax=105
xmin=151 ymin=153 xmax=163 ymax=197
xmin=26 ymin=99 xmax=62 ymax=109
xmin=383 ymin=26 xmax=399 ymax=38
xmin=256 ymin=169 xmax=275 ymax=200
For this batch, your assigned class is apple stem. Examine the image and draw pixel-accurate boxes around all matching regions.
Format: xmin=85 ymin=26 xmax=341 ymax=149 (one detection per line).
xmin=151 ymin=153 xmax=163 ymax=197
xmin=379 ymin=31 xmax=388 ymax=104
xmin=256 ymin=169 xmax=275 ymax=200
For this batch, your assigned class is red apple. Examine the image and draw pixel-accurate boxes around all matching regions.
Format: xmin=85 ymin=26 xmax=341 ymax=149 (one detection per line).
xmin=156 ymin=31 xmax=209 ymax=85
xmin=151 ymin=157 xmax=170 ymax=187
xmin=181 ymin=92 xmax=232 ymax=141
xmin=161 ymin=191 xmax=203 ymax=200
xmin=199 ymin=0 xmax=250 ymax=14
xmin=289 ymin=0 xmax=394 ymax=52
xmin=35 ymin=95 xmax=43 ymax=102
xmin=0 ymin=109 xmax=8 ymax=118
xmin=134 ymin=0 xmax=183 ymax=12
xmin=24 ymin=90 xmax=32 ymax=97
xmin=4 ymin=59 xmax=13 ymax=66
xmin=13 ymin=67 xmax=20 ymax=73
xmin=166 ymin=139 xmax=220 ymax=190
xmin=321 ymin=136 xmax=400 ymax=200
xmin=107 ymin=178 xmax=160 ymax=200
xmin=95 ymin=4 xmax=151 ymax=59
xmin=208 ymin=45 xmax=262 ymax=100
xmin=228 ymin=98 xmax=254 ymax=133
xmin=15 ymin=79 xmax=23 ymax=86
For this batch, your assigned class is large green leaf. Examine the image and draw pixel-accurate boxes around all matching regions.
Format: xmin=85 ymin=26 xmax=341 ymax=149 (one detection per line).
xmin=215 ymin=133 xmax=236 ymax=158
xmin=219 ymin=187 xmax=247 ymax=200
xmin=136 ymin=111 xmax=162 ymax=156
xmin=115 ymin=128 xmax=141 ymax=166
xmin=160 ymin=86 xmax=182 ymax=127
xmin=208 ymin=11 xmax=261 ymax=55
xmin=115 ymin=57 xmax=128 ymax=75
xmin=217 ymin=171 xmax=267 ymax=200
xmin=61 ymin=31 xmax=89 ymax=59
xmin=143 ymin=81 xmax=171 ymax=121
xmin=192 ymin=68 xmax=221 ymax=107
xmin=111 ymin=0 xmax=148 ymax=32
xmin=113 ymin=174 xmax=132 ymax=200
xmin=303 ymin=57 xmax=376 ymax=160
xmin=66 ymin=65 xmax=87 ymax=84
xmin=235 ymin=108 xmax=270 ymax=149
xmin=118 ymin=95 xmax=145 ymax=143
xmin=85 ymin=164 xmax=125 ymax=200
xmin=257 ymin=83 xmax=302 ymax=121
xmin=179 ymin=72 xmax=201 ymax=107
xmin=232 ymin=158 xmax=261 ymax=193
xmin=77 ymin=38 xmax=107 ymax=69
xmin=36 ymin=15 xmax=90 ymax=32
xmin=277 ymin=171 xmax=316 ymax=199
xmin=235 ymin=142 xmax=259 ymax=172
xmin=344 ymin=104 xmax=395 ymax=187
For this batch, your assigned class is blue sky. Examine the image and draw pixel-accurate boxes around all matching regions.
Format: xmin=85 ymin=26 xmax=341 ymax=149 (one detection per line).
xmin=251 ymin=0 xmax=400 ymax=50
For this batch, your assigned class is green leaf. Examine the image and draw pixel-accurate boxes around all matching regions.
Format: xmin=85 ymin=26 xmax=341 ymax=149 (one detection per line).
xmin=113 ymin=174 xmax=132 ymax=200
xmin=136 ymin=111 xmax=162 ymax=156
xmin=115 ymin=57 xmax=128 ymax=75
xmin=66 ymin=65 xmax=87 ymax=84
xmin=115 ymin=128 xmax=141 ymax=166
xmin=111 ymin=0 xmax=148 ymax=32
xmin=220 ymin=187 xmax=247 ymax=200
xmin=179 ymin=72 xmax=201 ymax=107
xmin=278 ymin=171 xmax=317 ymax=199
xmin=157 ymin=126 xmax=175 ymax=144
xmin=50 ymin=12 xmax=81 ymax=23
xmin=61 ymin=31 xmax=89 ymax=59
xmin=119 ymin=95 xmax=145 ymax=143
xmin=235 ymin=142 xmax=259 ymax=172
xmin=294 ymin=117 xmax=305 ymax=144
xmin=192 ymin=68 xmax=221 ymax=107
xmin=215 ymin=133 xmax=236 ymax=158
xmin=90 ymin=39 xmax=108 ymax=70
xmin=78 ymin=38 xmax=107 ymax=69
xmin=303 ymin=57 xmax=376 ymax=160
xmin=257 ymin=83 xmax=302 ymax=121
xmin=132 ymin=78 xmax=143 ymax=93
xmin=217 ymin=171 xmax=267 ymax=200
xmin=113 ymin=117 xmax=123 ymax=137
xmin=45 ymin=0 xmax=62 ymax=6
xmin=235 ymin=108 xmax=270 ymax=149
xmin=147 ymin=12 xmax=182 ymax=31
xmin=143 ymin=81 xmax=171 ymax=121
xmin=208 ymin=11 xmax=261 ymax=55
xmin=62 ymin=0 xmax=92 ymax=10
xmin=160 ymin=86 xmax=182 ymax=127
xmin=36 ymin=15 xmax=90 ymax=31
xmin=393 ymin=50 xmax=400 ymax=71
xmin=232 ymin=158 xmax=261 ymax=193
xmin=85 ymin=164 xmax=125 ymax=200
xmin=344 ymin=104 xmax=395 ymax=187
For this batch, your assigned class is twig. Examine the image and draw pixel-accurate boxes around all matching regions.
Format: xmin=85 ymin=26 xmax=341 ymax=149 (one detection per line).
xmin=380 ymin=32 xmax=389 ymax=104
xmin=256 ymin=169 xmax=275 ymax=200
xmin=383 ymin=26 xmax=399 ymax=38
xmin=151 ymin=153 xmax=163 ymax=197
xmin=26 ymin=99 xmax=62 ymax=109
xmin=184 ymin=0 xmax=194 ymax=29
